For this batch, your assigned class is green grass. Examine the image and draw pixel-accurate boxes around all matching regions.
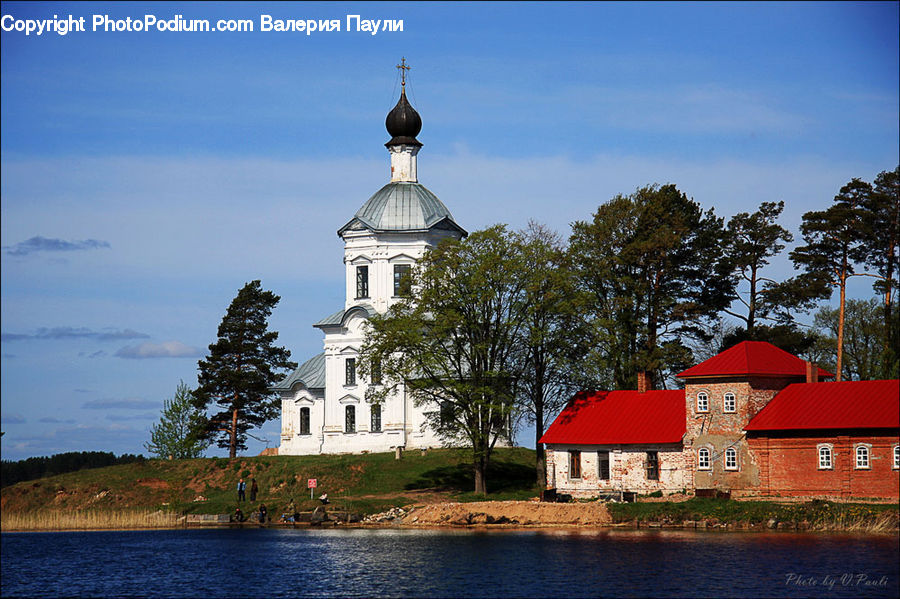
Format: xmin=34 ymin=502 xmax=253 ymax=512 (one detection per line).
xmin=1 ymin=447 xmax=540 ymax=518
xmin=607 ymin=497 xmax=899 ymax=529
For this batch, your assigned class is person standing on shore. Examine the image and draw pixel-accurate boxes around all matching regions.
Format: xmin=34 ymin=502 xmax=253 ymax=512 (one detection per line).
xmin=249 ymin=478 xmax=258 ymax=502
xmin=258 ymin=504 xmax=267 ymax=524
xmin=237 ymin=478 xmax=246 ymax=502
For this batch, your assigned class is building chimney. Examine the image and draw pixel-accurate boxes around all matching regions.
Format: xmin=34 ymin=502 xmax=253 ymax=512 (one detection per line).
xmin=637 ymin=371 xmax=649 ymax=393
xmin=806 ymin=361 xmax=819 ymax=384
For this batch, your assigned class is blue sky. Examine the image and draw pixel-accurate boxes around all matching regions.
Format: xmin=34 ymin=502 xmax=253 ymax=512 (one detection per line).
xmin=1 ymin=2 xmax=897 ymax=461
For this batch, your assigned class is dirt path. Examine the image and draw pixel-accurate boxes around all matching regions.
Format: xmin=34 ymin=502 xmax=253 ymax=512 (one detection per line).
xmin=397 ymin=501 xmax=611 ymax=526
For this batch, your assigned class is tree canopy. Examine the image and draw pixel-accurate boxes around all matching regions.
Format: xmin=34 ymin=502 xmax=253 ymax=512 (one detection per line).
xmin=568 ymin=184 xmax=733 ymax=389
xmin=192 ymin=280 xmax=296 ymax=459
xmin=361 ymin=226 xmax=526 ymax=494
xmin=145 ymin=381 xmax=209 ymax=460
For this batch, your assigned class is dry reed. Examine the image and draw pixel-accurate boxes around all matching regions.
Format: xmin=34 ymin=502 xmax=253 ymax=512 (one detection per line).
xmin=2 ymin=509 xmax=179 ymax=532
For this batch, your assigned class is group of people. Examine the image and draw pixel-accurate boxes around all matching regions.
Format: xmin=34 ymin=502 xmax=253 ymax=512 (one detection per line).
xmin=232 ymin=476 xmax=330 ymax=524
xmin=236 ymin=477 xmax=259 ymax=502
xmin=233 ymin=504 xmax=267 ymax=524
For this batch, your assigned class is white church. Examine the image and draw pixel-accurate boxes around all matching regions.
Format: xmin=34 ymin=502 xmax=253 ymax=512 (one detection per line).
xmin=277 ymin=66 xmax=467 ymax=455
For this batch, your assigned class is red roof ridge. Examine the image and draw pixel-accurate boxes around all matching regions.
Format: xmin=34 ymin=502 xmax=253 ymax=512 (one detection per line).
xmin=677 ymin=340 xmax=833 ymax=379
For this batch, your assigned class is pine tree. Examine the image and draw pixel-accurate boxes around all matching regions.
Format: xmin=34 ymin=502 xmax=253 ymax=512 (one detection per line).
xmin=192 ymin=281 xmax=296 ymax=458
xmin=145 ymin=381 xmax=209 ymax=459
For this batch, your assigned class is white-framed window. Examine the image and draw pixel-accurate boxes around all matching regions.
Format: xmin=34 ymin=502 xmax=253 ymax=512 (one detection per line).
xmin=370 ymin=404 xmax=381 ymax=433
xmin=697 ymin=392 xmax=709 ymax=413
xmin=724 ymin=447 xmax=738 ymax=470
xmin=345 ymin=358 xmax=356 ymax=386
xmin=894 ymin=445 xmax=899 ymax=470
xmin=299 ymin=407 xmax=311 ymax=436
xmin=817 ymin=444 xmax=833 ymax=469
xmin=723 ymin=392 xmax=736 ymax=413
xmin=345 ymin=405 xmax=356 ymax=433
xmin=855 ymin=445 xmax=870 ymax=469
xmin=697 ymin=447 xmax=711 ymax=470
xmin=356 ymin=265 xmax=369 ymax=299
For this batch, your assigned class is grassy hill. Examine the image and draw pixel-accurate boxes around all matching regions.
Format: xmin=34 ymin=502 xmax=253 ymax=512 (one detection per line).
xmin=1 ymin=447 xmax=539 ymax=518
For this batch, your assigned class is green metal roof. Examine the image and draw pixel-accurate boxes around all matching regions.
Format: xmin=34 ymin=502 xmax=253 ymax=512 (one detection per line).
xmin=337 ymin=182 xmax=466 ymax=236
xmin=274 ymin=352 xmax=326 ymax=391
xmin=313 ymin=304 xmax=377 ymax=328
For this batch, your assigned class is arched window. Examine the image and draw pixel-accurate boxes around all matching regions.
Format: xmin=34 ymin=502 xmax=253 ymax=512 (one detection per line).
xmin=855 ymin=445 xmax=869 ymax=469
xmin=345 ymin=405 xmax=356 ymax=433
xmin=370 ymin=404 xmax=382 ymax=433
xmin=724 ymin=447 xmax=738 ymax=470
xmin=817 ymin=444 xmax=832 ymax=469
xmin=723 ymin=392 xmax=736 ymax=413
xmin=697 ymin=392 xmax=709 ymax=413
xmin=697 ymin=447 xmax=711 ymax=470
xmin=894 ymin=445 xmax=899 ymax=470
xmin=299 ymin=407 xmax=310 ymax=436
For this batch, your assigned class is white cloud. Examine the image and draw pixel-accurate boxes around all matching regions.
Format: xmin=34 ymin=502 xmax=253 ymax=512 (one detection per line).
xmin=114 ymin=341 xmax=202 ymax=359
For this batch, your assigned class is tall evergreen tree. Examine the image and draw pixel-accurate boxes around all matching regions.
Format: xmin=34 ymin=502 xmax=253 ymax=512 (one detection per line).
xmin=192 ymin=280 xmax=296 ymax=459
xmin=789 ymin=179 xmax=870 ymax=381
xmin=569 ymin=184 xmax=733 ymax=389
xmin=145 ymin=381 xmax=209 ymax=460
xmin=723 ymin=201 xmax=793 ymax=334
xmin=861 ymin=166 xmax=900 ymax=377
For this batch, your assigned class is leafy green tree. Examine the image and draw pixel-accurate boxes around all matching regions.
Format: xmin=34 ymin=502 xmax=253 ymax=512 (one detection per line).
xmin=861 ymin=166 xmax=900 ymax=377
xmin=569 ymin=184 xmax=733 ymax=389
xmin=812 ymin=298 xmax=894 ymax=380
xmin=723 ymin=201 xmax=793 ymax=333
xmin=360 ymin=226 xmax=525 ymax=494
xmin=192 ymin=280 xmax=296 ymax=459
xmin=516 ymin=222 xmax=592 ymax=486
xmin=789 ymin=179 xmax=870 ymax=381
xmin=145 ymin=381 xmax=209 ymax=460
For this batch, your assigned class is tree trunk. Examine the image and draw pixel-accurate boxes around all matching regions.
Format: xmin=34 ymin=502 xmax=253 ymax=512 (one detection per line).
xmin=474 ymin=459 xmax=487 ymax=495
xmin=836 ymin=272 xmax=847 ymax=382
xmin=535 ymin=400 xmax=545 ymax=487
xmin=747 ymin=265 xmax=758 ymax=335
xmin=230 ymin=407 xmax=238 ymax=459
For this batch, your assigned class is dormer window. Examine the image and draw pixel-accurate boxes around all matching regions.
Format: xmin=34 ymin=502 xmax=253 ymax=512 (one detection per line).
xmin=723 ymin=392 xmax=736 ymax=413
xmin=697 ymin=392 xmax=709 ymax=413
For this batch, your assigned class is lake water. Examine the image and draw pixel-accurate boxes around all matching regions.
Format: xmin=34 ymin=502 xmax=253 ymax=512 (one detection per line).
xmin=2 ymin=528 xmax=898 ymax=598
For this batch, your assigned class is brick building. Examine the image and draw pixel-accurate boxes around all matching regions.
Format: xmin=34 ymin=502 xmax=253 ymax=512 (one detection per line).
xmin=541 ymin=341 xmax=899 ymax=500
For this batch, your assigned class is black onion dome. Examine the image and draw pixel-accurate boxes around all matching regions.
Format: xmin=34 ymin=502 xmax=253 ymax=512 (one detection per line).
xmin=385 ymin=88 xmax=423 ymax=147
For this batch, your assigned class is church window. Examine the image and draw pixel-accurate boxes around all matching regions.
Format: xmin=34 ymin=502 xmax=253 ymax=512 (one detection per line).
xmin=597 ymin=451 xmax=610 ymax=480
xmin=725 ymin=447 xmax=738 ymax=470
xmin=697 ymin=392 xmax=709 ymax=413
xmin=371 ymin=404 xmax=382 ymax=432
xmin=723 ymin=392 xmax=736 ymax=413
xmin=393 ymin=264 xmax=411 ymax=297
xmin=371 ymin=356 xmax=382 ymax=385
xmin=855 ymin=445 xmax=870 ymax=469
xmin=646 ymin=451 xmax=659 ymax=480
xmin=569 ymin=450 xmax=581 ymax=479
xmin=818 ymin=444 xmax=833 ymax=469
xmin=345 ymin=358 xmax=356 ymax=386
xmin=345 ymin=405 xmax=356 ymax=433
xmin=356 ymin=265 xmax=369 ymax=299
xmin=299 ymin=407 xmax=310 ymax=436
xmin=698 ymin=447 xmax=711 ymax=470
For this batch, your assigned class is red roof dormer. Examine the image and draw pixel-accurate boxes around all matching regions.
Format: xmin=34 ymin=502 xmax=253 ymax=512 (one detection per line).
xmin=677 ymin=341 xmax=833 ymax=379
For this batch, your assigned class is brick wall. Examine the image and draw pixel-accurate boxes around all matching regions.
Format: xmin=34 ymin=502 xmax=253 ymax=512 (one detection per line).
xmin=683 ymin=375 xmax=800 ymax=493
xmin=546 ymin=443 xmax=689 ymax=498
xmin=745 ymin=433 xmax=899 ymax=499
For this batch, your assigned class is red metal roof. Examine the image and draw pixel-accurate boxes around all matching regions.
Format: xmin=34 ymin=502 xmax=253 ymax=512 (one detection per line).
xmin=745 ymin=380 xmax=899 ymax=431
xmin=677 ymin=341 xmax=832 ymax=379
xmin=539 ymin=389 xmax=686 ymax=445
